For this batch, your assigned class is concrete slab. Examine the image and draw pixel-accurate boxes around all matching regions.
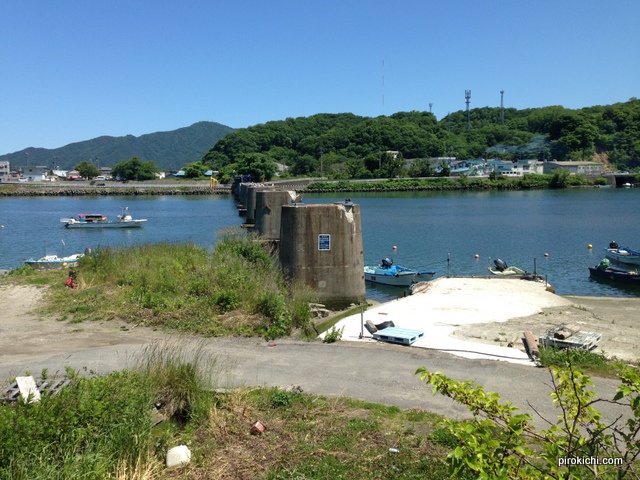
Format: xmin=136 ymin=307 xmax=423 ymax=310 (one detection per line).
xmin=322 ymin=277 xmax=574 ymax=365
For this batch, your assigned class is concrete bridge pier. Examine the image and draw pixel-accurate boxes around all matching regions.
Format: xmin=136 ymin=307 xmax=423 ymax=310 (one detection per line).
xmin=279 ymin=202 xmax=365 ymax=309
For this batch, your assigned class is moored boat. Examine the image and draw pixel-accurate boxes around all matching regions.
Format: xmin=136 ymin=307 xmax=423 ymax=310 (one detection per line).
xmin=588 ymin=259 xmax=640 ymax=286
xmin=604 ymin=245 xmax=640 ymax=266
xmin=25 ymin=253 xmax=83 ymax=270
xmin=364 ymin=258 xmax=436 ymax=287
xmin=487 ymin=258 xmax=527 ymax=276
xmin=61 ymin=207 xmax=147 ymax=229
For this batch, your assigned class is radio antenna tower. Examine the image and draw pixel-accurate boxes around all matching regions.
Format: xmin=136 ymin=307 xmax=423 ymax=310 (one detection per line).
xmin=500 ymin=90 xmax=505 ymax=125
xmin=429 ymin=102 xmax=433 ymax=113
xmin=381 ymin=60 xmax=385 ymax=115
xmin=465 ymin=90 xmax=471 ymax=130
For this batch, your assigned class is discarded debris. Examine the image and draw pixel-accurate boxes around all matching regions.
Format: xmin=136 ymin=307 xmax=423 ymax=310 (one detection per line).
xmin=539 ymin=325 xmax=602 ymax=350
xmin=16 ymin=376 xmax=40 ymax=404
xmin=507 ymin=333 xmax=520 ymax=348
xmin=251 ymin=421 xmax=266 ymax=435
xmin=552 ymin=324 xmax=581 ymax=340
xmin=523 ymin=331 xmax=539 ymax=360
xmin=1 ymin=377 xmax=71 ymax=404
xmin=166 ymin=445 xmax=191 ymax=468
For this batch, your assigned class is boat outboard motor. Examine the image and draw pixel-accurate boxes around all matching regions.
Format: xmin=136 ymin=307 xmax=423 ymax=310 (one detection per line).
xmin=382 ymin=257 xmax=393 ymax=268
xmin=494 ymin=258 xmax=508 ymax=272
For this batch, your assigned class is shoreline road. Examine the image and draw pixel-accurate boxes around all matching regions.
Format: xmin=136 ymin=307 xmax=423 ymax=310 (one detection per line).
xmin=0 ymin=282 xmax=636 ymax=430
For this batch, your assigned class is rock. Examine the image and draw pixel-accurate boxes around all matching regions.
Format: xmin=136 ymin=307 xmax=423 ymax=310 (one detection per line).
xmin=166 ymin=445 xmax=191 ymax=468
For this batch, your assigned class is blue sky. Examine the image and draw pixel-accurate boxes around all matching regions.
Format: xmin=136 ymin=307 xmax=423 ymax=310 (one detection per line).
xmin=1 ymin=0 xmax=638 ymax=154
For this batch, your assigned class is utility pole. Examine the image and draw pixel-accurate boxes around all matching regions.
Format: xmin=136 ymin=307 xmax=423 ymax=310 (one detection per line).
xmin=465 ymin=90 xmax=471 ymax=131
xmin=429 ymin=102 xmax=433 ymax=113
xmin=500 ymin=90 xmax=505 ymax=125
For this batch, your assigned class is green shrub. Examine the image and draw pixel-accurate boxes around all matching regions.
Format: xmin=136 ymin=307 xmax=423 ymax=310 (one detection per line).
xmin=323 ymin=325 xmax=344 ymax=343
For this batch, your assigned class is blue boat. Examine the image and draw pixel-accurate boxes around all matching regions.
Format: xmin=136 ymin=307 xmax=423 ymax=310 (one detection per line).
xmin=588 ymin=259 xmax=640 ymax=287
xmin=364 ymin=258 xmax=436 ymax=287
xmin=25 ymin=253 xmax=83 ymax=270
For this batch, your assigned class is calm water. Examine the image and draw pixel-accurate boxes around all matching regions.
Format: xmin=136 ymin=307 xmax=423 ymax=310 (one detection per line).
xmin=1 ymin=188 xmax=639 ymax=300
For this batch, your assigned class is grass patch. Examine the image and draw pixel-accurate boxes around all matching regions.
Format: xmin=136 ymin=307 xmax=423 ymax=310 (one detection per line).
xmin=0 ymin=344 xmax=459 ymax=479
xmin=538 ymin=346 xmax=624 ymax=377
xmin=6 ymin=228 xmax=318 ymax=340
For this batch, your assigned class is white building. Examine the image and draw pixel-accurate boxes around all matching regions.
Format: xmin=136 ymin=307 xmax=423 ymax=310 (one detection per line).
xmin=543 ymin=161 xmax=604 ymax=176
xmin=22 ymin=165 xmax=51 ymax=182
xmin=0 ymin=161 xmax=9 ymax=182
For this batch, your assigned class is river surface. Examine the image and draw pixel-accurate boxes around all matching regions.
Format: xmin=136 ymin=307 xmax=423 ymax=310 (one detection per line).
xmin=1 ymin=188 xmax=639 ymax=301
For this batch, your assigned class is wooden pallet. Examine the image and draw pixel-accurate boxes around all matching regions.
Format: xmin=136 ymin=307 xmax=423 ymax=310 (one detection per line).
xmin=0 ymin=378 xmax=72 ymax=404
xmin=373 ymin=327 xmax=425 ymax=346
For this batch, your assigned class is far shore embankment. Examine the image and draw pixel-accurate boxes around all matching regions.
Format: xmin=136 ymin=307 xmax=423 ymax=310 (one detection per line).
xmin=0 ymin=182 xmax=231 ymax=196
xmin=0 ymin=178 xmax=321 ymax=196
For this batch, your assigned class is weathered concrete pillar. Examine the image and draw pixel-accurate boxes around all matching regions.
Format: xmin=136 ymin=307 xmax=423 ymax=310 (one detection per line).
xmin=279 ymin=202 xmax=365 ymax=309
xmin=255 ymin=190 xmax=299 ymax=240
xmin=237 ymin=183 xmax=249 ymax=216
xmin=245 ymin=185 xmax=265 ymax=225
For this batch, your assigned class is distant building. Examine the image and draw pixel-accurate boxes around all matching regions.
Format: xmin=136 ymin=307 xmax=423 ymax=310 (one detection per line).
xmin=0 ymin=161 xmax=9 ymax=182
xmin=513 ymin=159 xmax=544 ymax=175
xmin=22 ymin=165 xmax=50 ymax=182
xmin=543 ymin=161 xmax=604 ymax=176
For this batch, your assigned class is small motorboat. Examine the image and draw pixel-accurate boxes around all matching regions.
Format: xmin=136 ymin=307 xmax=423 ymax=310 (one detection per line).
xmin=61 ymin=207 xmax=147 ymax=229
xmin=604 ymin=245 xmax=640 ymax=266
xmin=488 ymin=258 xmax=527 ymax=276
xmin=25 ymin=253 xmax=83 ymax=270
xmin=588 ymin=258 xmax=640 ymax=286
xmin=364 ymin=257 xmax=436 ymax=287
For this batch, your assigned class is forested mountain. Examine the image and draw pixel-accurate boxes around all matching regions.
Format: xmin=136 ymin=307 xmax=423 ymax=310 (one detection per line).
xmin=201 ymin=99 xmax=639 ymax=181
xmin=0 ymin=121 xmax=234 ymax=171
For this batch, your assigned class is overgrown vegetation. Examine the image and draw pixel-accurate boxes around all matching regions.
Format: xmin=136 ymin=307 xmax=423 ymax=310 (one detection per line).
xmin=16 ymin=228 xmax=318 ymax=340
xmin=417 ymin=363 xmax=640 ymax=478
xmin=4 ymin=340 xmax=638 ymax=478
xmin=0 ymin=344 xmax=456 ymax=479
xmin=539 ymin=346 xmax=617 ymax=377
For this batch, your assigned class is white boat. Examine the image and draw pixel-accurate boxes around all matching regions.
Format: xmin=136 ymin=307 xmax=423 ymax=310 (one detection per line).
xmin=488 ymin=266 xmax=527 ymax=276
xmin=25 ymin=253 xmax=83 ymax=270
xmin=488 ymin=258 xmax=527 ymax=276
xmin=61 ymin=208 xmax=147 ymax=229
xmin=605 ymin=246 xmax=640 ymax=266
xmin=364 ymin=258 xmax=436 ymax=287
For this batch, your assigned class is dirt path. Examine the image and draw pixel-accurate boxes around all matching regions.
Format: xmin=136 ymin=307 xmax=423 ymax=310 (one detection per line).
xmin=3 ymin=283 xmax=639 ymax=367
xmin=0 ymin=283 xmax=166 ymax=370
xmin=452 ymin=296 xmax=640 ymax=361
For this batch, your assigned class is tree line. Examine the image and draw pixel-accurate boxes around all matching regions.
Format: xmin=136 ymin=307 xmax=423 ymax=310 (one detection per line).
xmin=198 ymin=98 xmax=639 ymax=182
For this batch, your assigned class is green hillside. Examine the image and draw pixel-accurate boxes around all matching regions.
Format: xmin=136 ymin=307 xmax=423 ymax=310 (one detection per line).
xmin=0 ymin=121 xmax=234 ymax=171
xmin=202 ymin=99 xmax=639 ymax=181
